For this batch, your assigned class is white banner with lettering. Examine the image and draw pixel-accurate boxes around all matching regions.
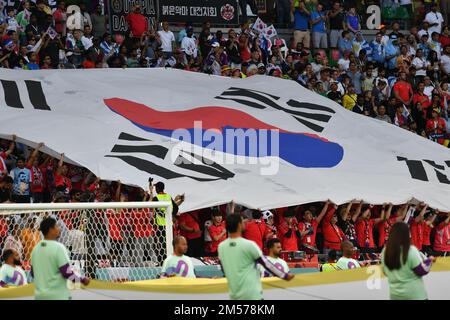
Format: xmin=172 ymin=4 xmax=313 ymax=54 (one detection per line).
xmin=0 ymin=69 xmax=449 ymax=211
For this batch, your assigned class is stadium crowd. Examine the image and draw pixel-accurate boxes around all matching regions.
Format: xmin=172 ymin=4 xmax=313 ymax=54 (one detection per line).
xmin=0 ymin=1 xmax=449 ymax=144
xmin=0 ymin=136 xmax=449 ymax=272
xmin=0 ymin=0 xmax=450 ymax=280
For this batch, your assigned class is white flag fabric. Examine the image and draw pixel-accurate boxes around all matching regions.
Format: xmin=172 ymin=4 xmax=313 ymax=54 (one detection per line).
xmin=0 ymin=69 xmax=450 ymax=212
xmin=263 ymin=25 xmax=277 ymax=39
xmin=252 ymin=17 xmax=267 ymax=33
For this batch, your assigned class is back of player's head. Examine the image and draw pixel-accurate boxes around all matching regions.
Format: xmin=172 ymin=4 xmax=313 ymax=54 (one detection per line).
xmin=266 ymin=238 xmax=281 ymax=250
xmin=1 ymin=249 xmax=13 ymax=262
xmin=226 ymin=214 xmax=242 ymax=233
xmin=40 ymin=217 xmax=57 ymax=236
xmin=328 ymin=249 xmax=337 ymax=261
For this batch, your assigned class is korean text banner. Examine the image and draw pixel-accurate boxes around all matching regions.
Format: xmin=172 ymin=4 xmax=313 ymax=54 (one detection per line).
xmin=0 ymin=69 xmax=449 ymax=212
xmin=158 ymin=0 xmax=238 ymax=24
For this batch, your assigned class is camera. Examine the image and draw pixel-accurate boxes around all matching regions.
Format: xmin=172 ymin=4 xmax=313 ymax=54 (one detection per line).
xmin=148 ymin=177 xmax=153 ymax=183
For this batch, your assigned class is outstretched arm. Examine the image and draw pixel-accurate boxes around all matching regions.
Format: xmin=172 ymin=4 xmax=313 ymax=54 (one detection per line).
xmin=56 ymin=153 xmax=64 ymax=175
xmin=397 ymin=204 xmax=409 ymax=222
xmin=27 ymin=142 xmax=44 ymax=167
xmin=4 ymin=135 xmax=16 ymax=157
xmin=316 ymin=200 xmax=330 ymax=225
xmin=340 ymin=201 xmax=352 ymax=223
xmin=385 ymin=203 xmax=393 ymax=221
xmin=415 ymin=203 xmax=428 ymax=223
xmin=351 ymin=200 xmax=363 ymax=222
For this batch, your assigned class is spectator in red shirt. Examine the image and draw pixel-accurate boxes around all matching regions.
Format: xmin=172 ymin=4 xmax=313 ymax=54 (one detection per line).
xmin=26 ymin=143 xmax=45 ymax=203
xmin=243 ymin=210 xmax=272 ymax=250
xmin=337 ymin=200 xmax=363 ymax=247
xmin=426 ymin=108 xmax=448 ymax=145
xmin=413 ymin=82 xmax=432 ymax=116
xmin=278 ymin=210 xmax=301 ymax=251
xmin=0 ymin=136 xmax=15 ymax=180
xmin=178 ymin=211 xmax=203 ymax=257
xmin=355 ymin=205 xmax=384 ymax=253
xmin=125 ymin=4 xmax=148 ymax=40
xmin=422 ymin=210 xmax=438 ymax=255
xmin=322 ymin=203 xmax=346 ymax=254
xmin=433 ymin=213 xmax=450 ymax=255
xmin=53 ymin=0 xmax=67 ymax=36
xmin=393 ymin=71 xmax=413 ymax=107
xmin=410 ymin=203 xmax=429 ymax=251
xmin=377 ymin=203 xmax=404 ymax=248
xmin=262 ymin=210 xmax=277 ymax=240
xmin=298 ymin=200 xmax=330 ymax=250
xmin=54 ymin=153 xmax=72 ymax=195
xmin=208 ymin=210 xmax=227 ymax=256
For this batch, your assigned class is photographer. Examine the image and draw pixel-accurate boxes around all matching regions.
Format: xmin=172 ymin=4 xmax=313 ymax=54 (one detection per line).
xmin=150 ymin=179 xmax=185 ymax=264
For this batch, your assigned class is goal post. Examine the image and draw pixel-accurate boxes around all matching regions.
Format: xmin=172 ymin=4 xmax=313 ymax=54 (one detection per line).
xmin=0 ymin=201 xmax=173 ymax=282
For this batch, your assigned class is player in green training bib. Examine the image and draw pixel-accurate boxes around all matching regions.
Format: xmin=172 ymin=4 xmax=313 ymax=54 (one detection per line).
xmin=31 ymin=217 xmax=90 ymax=300
xmin=381 ymin=222 xmax=436 ymax=300
xmin=218 ymin=214 xmax=294 ymax=300
xmin=260 ymin=238 xmax=290 ymax=277
xmin=336 ymin=240 xmax=361 ymax=270
xmin=161 ymin=235 xmax=196 ymax=278
xmin=0 ymin=249 xmax=27 ymax=287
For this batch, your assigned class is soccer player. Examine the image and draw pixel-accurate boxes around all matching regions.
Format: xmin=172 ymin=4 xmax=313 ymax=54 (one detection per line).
xmin=218 ymin=214 xmax=294 ymax=300
xmin=260 ymin=238 xmax=290 ymax=277
xmin=336 ymin=240 xmax=361 ymax=270
xmin=0 ymin=249 xmax=27 ymax=287
xmin=31 ymin=217 xmax=90 ymax=300
xmin=161 ymin=235 xmax=196 ymax=278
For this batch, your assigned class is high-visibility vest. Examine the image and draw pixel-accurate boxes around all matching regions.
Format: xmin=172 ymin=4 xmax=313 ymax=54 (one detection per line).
xmin=155 ymin=193 xmax=172 ymax=226
xmin=321 ymin=263 xmax=339 ymax=272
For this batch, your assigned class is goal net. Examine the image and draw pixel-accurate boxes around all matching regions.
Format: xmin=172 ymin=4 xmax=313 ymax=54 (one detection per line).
xmin=0 ymin=201 xmax=173 ymax=282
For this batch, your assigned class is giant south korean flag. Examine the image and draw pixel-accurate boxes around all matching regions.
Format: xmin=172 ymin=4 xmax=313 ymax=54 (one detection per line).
xmin=0 ymin=69 xmax=449 ymax=211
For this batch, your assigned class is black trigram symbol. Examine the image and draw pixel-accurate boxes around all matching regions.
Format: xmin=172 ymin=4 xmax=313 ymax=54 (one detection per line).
xmin=1 ymin=80 xmax=51 ymax=110
xmin=216 ymin=87 xmax=335 ymax=132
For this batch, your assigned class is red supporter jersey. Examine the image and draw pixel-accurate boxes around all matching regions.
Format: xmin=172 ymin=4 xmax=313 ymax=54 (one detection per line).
xmin=106 ymin=209 xmax=124 ymax=241
xmin=393 ymin=81 xmax=412 ymax=103
xmin=422 ymin=223 xmax=433 ymax=246
xmin=321 ymin=206 xmax=346 ymax=250
xmin=355 ymin=218 xmax=376 ymax=248
xmin=426 ymin=118 xmax=447 ymax=145
xmin=433 ymin=222 xmax=450 ymax=252
xmin=54 ymin=172 xmax=72 ymax=192
xmin=125 ymin=13 xmax=148 ymax=37
xmin=0 ymin=151 xmax=7 ymax=174
xmin=298 ymin=220 xmax=318 ymax=247
xmin=26 ymin=165 xmax=44 ymax=193
xmin=410 ymin=220 xmax=424 ymax=250
xmin=0 ymin=218 xmax=8 ymax=237
xmin=243 ymin=219 xmax=271 ymax=250
xmin=377 ymin=217 xmax=397 ymax=248
xmin=413 ymin=93 xmax=431 ymax=114
xmin=178 ymin=211 xmax=202 ymax=240
xmin=133 ymin=208 xmax=153 ymax=238
xmin=208 ymin=222 xmax=226 ymax=253
xmin=277 ymin=221 xmax=299 ymax=251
